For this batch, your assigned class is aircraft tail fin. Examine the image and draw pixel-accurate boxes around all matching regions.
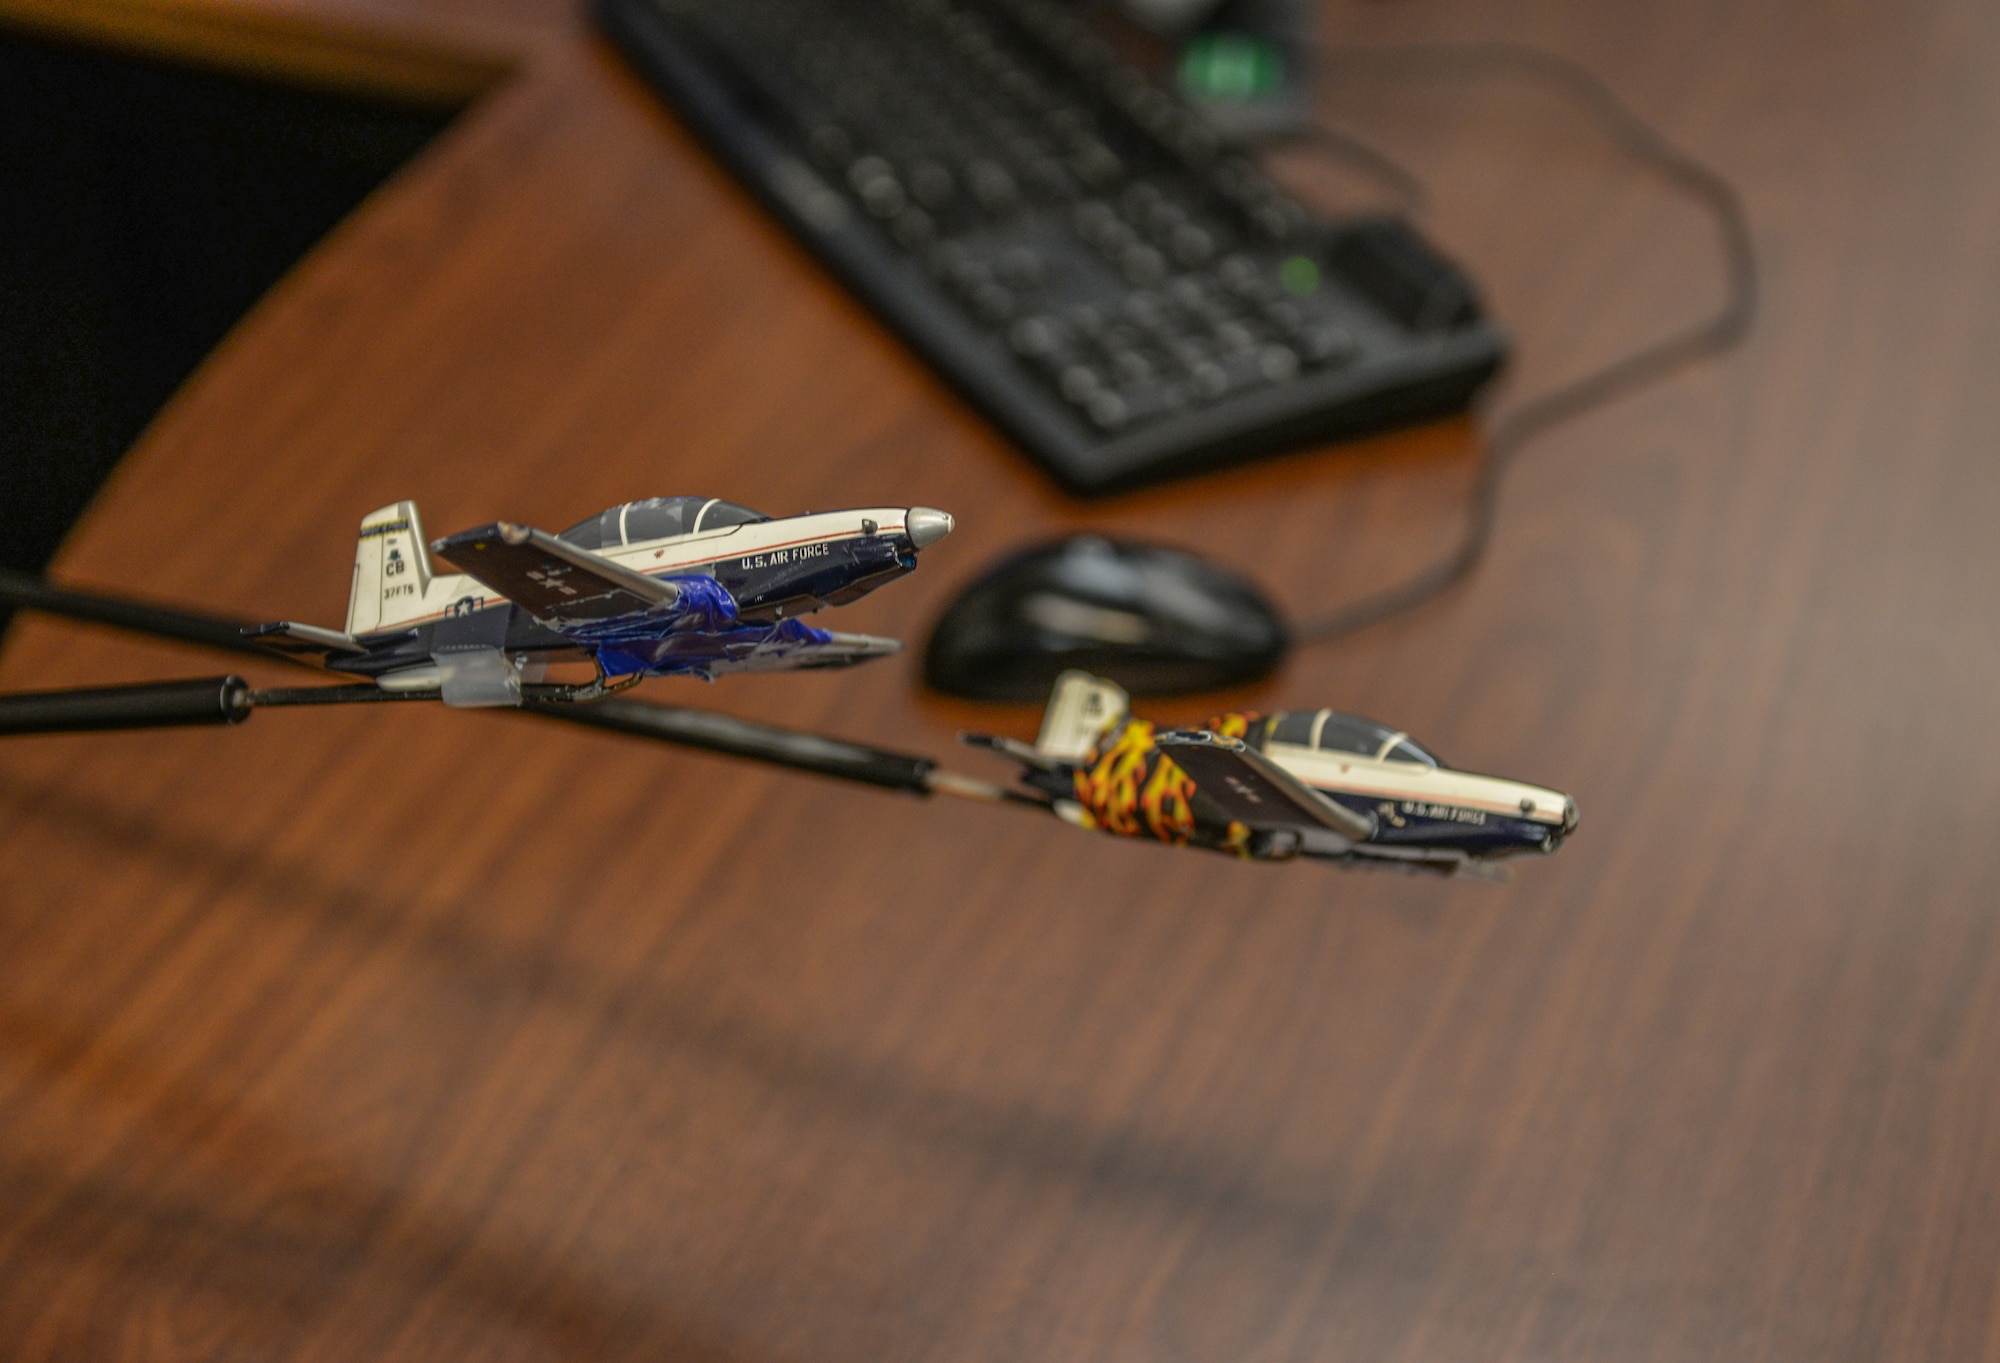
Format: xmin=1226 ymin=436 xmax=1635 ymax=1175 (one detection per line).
xmin=345 ymin=501 xmax=433 ymax=636
xmin=1035 ymin=670 xmax=1129 ymax=759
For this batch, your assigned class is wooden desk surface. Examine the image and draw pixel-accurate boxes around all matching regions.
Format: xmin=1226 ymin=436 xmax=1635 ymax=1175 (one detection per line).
xmin=4 ymin=0 xmax=2000 ymax=1358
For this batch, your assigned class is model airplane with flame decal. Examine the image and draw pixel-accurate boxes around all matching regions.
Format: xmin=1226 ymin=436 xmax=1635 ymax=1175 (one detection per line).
xmin=969 ymin=672 xmax=1577 ymax=877
xmin=247 ymin=496 xmax=954 ymax=704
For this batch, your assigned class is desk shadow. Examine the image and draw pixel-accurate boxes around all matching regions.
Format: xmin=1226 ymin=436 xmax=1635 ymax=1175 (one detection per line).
xmin=0 ymin=773 xmax=1372 ymax=1251
xmin=0 ymin=1006 xmax=756 ymax=1361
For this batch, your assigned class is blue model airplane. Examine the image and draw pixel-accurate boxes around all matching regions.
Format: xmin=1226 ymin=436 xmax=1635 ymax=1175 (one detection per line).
xmin=247 ymin=496 xmax=953 ymax=704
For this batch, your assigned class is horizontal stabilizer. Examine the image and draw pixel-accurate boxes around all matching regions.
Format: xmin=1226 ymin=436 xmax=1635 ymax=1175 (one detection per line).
xmin=961 ymin=732 xmax=1066 ymax=771
xmin=794 ymin=630 xmax=902 ymax=667
xmin=242 ymin=620 xmax=366 ymax=664
xmin=431 ymin=522 xmax=681 ymax=628
xmin=705 ymin=630 xmax=901 ymax=676
xmin=1154 ymin=731 xmax=1376 ymax=841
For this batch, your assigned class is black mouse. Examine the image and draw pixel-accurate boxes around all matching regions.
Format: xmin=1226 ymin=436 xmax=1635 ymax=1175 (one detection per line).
xmin=923 ymin=535 xmax=1288 ymax=702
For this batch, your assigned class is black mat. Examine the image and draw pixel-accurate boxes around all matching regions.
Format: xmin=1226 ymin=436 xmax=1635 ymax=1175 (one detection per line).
xmin=0 ymin=31 xmax=460 ymax=633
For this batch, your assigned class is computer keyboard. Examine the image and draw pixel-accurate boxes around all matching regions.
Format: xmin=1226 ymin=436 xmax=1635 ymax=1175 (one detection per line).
xmin=596 ymin=0 xmax=1508 ymax=493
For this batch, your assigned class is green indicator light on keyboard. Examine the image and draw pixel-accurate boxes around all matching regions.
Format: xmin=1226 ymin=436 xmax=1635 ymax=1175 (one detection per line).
xmin=1281 ymin=256 xmax=1320 ymax=296
xmin=1179 ymin=32 xmax=1284 ymax=102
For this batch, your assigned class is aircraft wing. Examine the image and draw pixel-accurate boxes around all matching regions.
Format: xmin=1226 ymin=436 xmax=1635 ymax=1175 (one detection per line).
xmin=430 ymin=522 xmax=684 ymax=629
xmin=1153 ymin=730 xmax=1376 ymax=841
xmin=240 ymin=619 xmax=372 ymax=666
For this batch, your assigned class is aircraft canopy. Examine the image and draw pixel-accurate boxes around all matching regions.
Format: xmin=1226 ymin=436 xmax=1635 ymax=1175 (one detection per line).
xmin=559 ymin=497 xmax=770 ymax=550
xmin=1265 ymin=710 xmax=1440 ymax=767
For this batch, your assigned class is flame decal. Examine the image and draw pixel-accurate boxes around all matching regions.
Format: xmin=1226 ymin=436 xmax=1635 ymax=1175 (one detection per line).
xmin=1204 ymin=712 xmax=1256 ymax=741
xmin=1071 ymin=712 xmax=1264 ymax=853
xmin=1073 ymin=720 xmax=1182 ymax=840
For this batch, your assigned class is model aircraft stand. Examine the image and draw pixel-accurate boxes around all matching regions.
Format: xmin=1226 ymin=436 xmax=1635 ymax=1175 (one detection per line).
xmin=0 ymin=569 xmax=1033 ymax=805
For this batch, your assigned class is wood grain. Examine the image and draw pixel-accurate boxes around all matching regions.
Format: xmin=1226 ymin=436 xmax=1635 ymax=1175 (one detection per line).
xmin=0 ymin=0 xmax=537 ymax=103
xmin=3 ymin=0 xmax=2000 ymax=1359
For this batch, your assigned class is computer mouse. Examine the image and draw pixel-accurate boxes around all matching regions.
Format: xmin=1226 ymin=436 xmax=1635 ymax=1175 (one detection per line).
xmin=923 ymin=534 xmax=1288 ymax=702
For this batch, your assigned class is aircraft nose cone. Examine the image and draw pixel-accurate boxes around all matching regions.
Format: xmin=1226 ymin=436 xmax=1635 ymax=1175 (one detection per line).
xmin=907 ymin=507 xmax=954 ymax=550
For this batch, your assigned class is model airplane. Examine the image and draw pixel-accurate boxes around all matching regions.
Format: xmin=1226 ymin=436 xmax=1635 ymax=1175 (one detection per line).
xmin=0 ymin=496 xmax=1031 ymax=806
xmin=970 ymin=672 xmax=1578 ymax=877
xmin=246 ymin=496 xmax=955 ymax=704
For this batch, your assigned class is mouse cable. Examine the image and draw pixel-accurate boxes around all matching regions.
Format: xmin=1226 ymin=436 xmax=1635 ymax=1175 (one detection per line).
xmin=1265 ymin=118 xmax=1432 ymax=220
xmin=1266 ymin=40 xmax=1758 ymax=645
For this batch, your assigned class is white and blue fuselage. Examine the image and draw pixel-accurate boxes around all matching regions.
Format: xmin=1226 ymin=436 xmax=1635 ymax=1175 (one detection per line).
xmin=284 ymin=496 xmax=952 ymax=695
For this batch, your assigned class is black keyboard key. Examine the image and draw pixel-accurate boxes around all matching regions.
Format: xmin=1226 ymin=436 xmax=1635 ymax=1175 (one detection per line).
xmin=971 ymin=281 xmax=1016 ymax=321
xmin=1298 ymin=323 xmax=1360 ymax=368
xmin=966 ymin=160 xmax=1019 ymax=212
xmin=908 ymin=160 xmax=956 ymax=209
xmin=1058 ymin=363 xmax=1102 ymax=402
xmin=1119 ymin=244 xmax=1168 ymax=286
xmin=1109 ymin=349 xmax=1153 ymax=385
xmin=996 ymin=246 xmax=1044 ymax=288
xmin=1256 ymin=344 xmax=1300 ymax=383
xmin=1212 ymin=320 xmax=1258 ymax=354
xmin=1117 ymin=379 xmax=1188 ymax=423
xmin=1083 ymin=388 xmax=1130 ymax=430
xmin=1008 ymin=313 xmax=1066 ymax=356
